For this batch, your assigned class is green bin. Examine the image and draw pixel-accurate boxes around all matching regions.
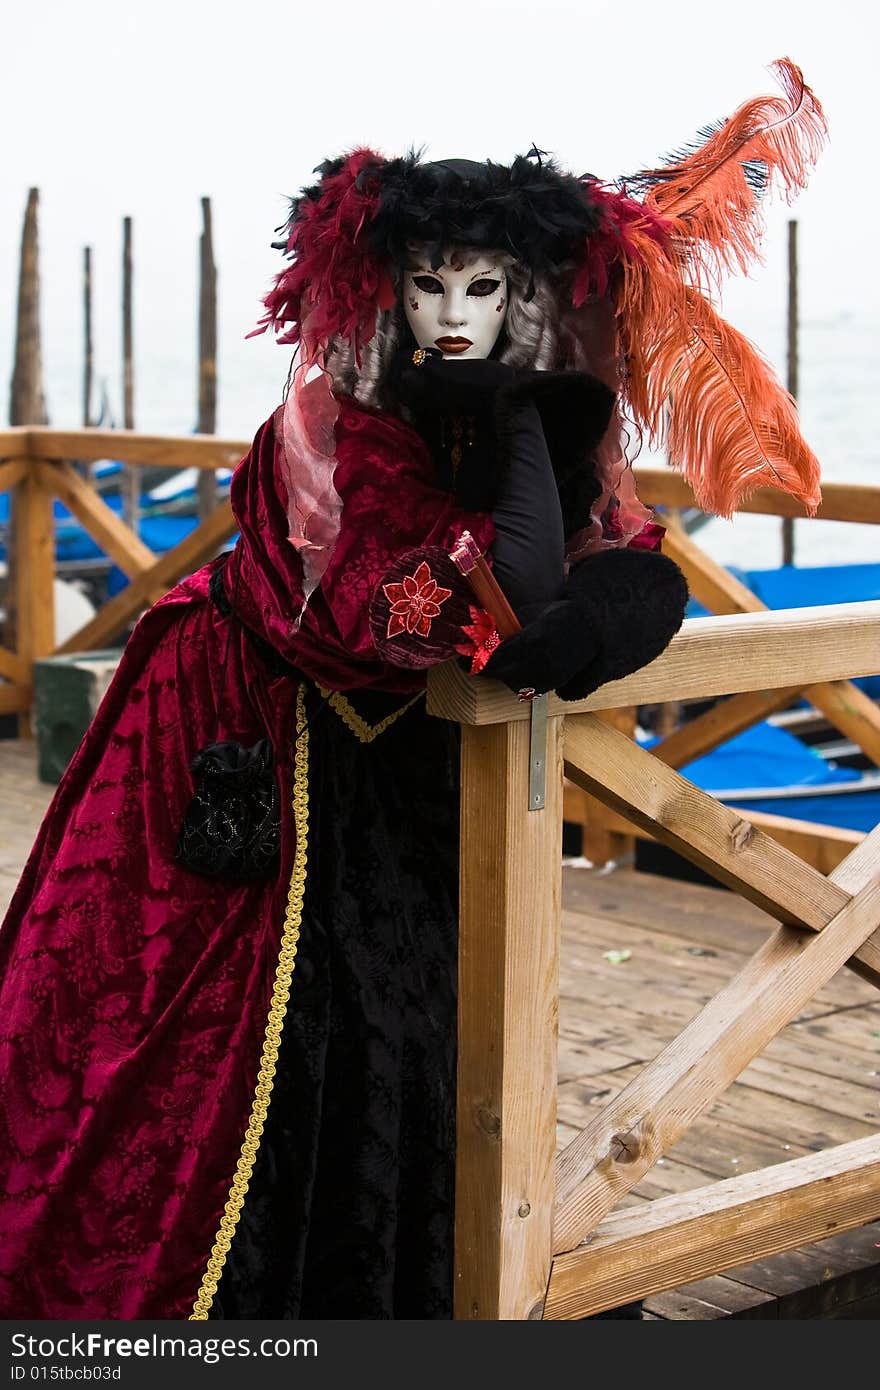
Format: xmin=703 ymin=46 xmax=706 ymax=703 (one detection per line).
xmin=34 ymin=651 xmax=122 ymax=785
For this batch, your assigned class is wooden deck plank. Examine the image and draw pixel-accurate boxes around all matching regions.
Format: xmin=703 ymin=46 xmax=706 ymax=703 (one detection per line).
xmin=556 ymin=868 xmax=879 ymax=1317
xmin=793 ymin=1006 xmax=880 ymax=1055
xmin=647 ymin=1274 xmax=778 ymax=1319
xmin=560 ymin=905 xmax=874 ymax=1015
xmin=559 ymin=952 xmax=879 ymax=1040
xmin=560 ymin=993 xmax=880 ymax=1091
xmin=557 ymin=1066 xmax=875 ymax=1166
xmin=737 ymin=1054 xmax=879 ymax=1126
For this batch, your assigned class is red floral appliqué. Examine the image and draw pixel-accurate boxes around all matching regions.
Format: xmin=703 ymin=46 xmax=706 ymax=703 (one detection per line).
xmin=455 ymin=605 xmax=502 ymax=674
xmin=383 ymin=561 xmax=452 ymax=638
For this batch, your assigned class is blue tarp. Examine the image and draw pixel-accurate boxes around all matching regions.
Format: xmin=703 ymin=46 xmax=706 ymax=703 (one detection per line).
xmin=662 ymin=719 xmax=860 ymax=791
xmin=0 ymin=482 xmax=238 ymax=594
xmin=642 ymin=721 xmax=879 ymax=833
xmin=683 ymin=566 xmax=879 ymax=828
xmin=0 ymin=492 xmax=213 ymax=564
xmin=687 ymin=561 xmax=880 ymax=614
xmin=725 ymin=791 xmax=880 ymax=832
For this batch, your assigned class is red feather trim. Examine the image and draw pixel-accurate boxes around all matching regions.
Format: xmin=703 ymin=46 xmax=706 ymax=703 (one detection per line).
xmin=249 ymin=148 xmax=390 ymax=363
xmin=572 ymin=184 xmax=672 ymax=305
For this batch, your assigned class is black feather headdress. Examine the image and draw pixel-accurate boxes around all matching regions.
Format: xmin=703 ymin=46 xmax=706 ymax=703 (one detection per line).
xmin=365 ymin=149 xmax=604 ymax=296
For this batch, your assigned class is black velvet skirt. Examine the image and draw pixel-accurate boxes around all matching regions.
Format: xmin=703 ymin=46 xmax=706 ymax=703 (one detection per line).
xmin=209 ymin=684 xmax=460 ymax=1319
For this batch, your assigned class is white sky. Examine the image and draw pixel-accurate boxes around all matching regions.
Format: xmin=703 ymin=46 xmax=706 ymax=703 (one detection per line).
xmin=1 ymin=0 xmax=874 ymax=430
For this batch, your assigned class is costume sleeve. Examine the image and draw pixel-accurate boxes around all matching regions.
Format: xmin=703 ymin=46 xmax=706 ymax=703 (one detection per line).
xmin=227 ymin=407 xmax=496 ymax=691
xmin=489 ymin=398 xmax=565 ymax=622
xmin=368 ymin=545 xmax=487 ymax=671
xmin=463 ymin=367 xmax=688 ymax=698
xmin=289 ymin=510 xmax=495 ymax=688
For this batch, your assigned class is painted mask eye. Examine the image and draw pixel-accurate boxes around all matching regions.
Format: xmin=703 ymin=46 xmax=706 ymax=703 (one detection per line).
xmin=467 ymin=278 xmax=502 ymax=297
xmin=412 ymin=275 xmax=444 ymax=294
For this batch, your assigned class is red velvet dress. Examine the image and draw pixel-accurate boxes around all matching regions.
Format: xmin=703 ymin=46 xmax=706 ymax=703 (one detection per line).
xmin=0 ymin=398 xmax=493 ymax=1319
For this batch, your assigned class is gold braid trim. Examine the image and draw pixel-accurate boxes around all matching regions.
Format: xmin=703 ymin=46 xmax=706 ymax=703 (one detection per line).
xmin=317 ymin=685 xmax=424 ymax=744
xmin=189 ymin=681 xmax=310 ymax=1320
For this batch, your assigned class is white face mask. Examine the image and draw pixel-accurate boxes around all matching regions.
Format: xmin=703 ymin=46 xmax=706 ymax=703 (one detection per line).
xmin=402 ymin=249 xmax=509 ymax=360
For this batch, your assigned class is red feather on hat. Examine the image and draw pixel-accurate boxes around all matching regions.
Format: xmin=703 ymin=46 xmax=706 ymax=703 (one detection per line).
xmin=250 ymin=147 xmax=395 ymax=363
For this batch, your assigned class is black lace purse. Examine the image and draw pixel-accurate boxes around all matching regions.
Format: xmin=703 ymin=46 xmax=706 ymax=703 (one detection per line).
xmin=175 ymin=737 xmax=281 ymax=882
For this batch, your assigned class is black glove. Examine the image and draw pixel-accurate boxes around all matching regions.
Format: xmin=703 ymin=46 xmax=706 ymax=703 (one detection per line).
xmin=391 ymin=351 xmax=608 ymax=623
xmin=480 ymin=599 xmax=600 ymax=694
xmin=482 ymin=547 xmax=689 ymax=700
xmin=390 ymin=347 xmax=616 ymax=533
xmin=389 ymin=349 xmax=615 ymax=456
xmin=388 ymin=347 xmax=517 ymax=418
xmin=391 ymin=352 xmax=567 ymax=617
xmin=388 ymin=348 xmax=517 ymax=509
xmin=555 ymin=548 xmax=688 ymax=700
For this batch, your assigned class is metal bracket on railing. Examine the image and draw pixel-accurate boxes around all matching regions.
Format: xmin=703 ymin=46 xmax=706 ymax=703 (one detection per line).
xmin=528 ymin=693 xmax=548 ymax=811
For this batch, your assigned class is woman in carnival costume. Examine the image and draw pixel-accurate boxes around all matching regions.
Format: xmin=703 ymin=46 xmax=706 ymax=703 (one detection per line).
xmin=0 ymin=59 xmax=825 ymax=1319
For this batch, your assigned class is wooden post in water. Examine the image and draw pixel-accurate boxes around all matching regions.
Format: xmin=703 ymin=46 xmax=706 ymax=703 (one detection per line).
xmin=783 ymin=219 xmax=798 ymax=567
xmin=196 ymin=195 xmax=218 ymax=519
xmin=9 ymin=188 xmax=48 ymax=427
xmin=122 ymin=216 xmax=140 ymax=532
xmin=83 ymin=246 xmax=93 ymax=429
xmin=7 ymin=187 xmax=54 ymax=733
xmin=80 ymin=245 xmax=95 ymax=480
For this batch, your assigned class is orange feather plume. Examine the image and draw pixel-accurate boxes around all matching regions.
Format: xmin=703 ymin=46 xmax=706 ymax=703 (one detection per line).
xmin=629 ymin=57 xmax=827 ymax=291
xmin=612 ymin=58 xmax=826 ymax=515
xmin=623 ymin=266 xmax=821 ymax=515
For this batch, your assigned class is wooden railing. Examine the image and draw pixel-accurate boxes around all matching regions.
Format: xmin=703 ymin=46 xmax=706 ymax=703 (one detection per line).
xmin=0 ymin=428 xmax=245 ymax=724
xmin=426 ymin=603 xmax=880 ymax=1318
xmin=1 ymin=428 xmax=877 ymax=719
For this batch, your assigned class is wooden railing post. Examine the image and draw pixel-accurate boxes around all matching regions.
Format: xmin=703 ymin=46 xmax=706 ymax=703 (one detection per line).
xmin=10 ymin=457 xmax=55 ymax=735
xmin=453 ymin=710 xmax=564 ymax=1319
